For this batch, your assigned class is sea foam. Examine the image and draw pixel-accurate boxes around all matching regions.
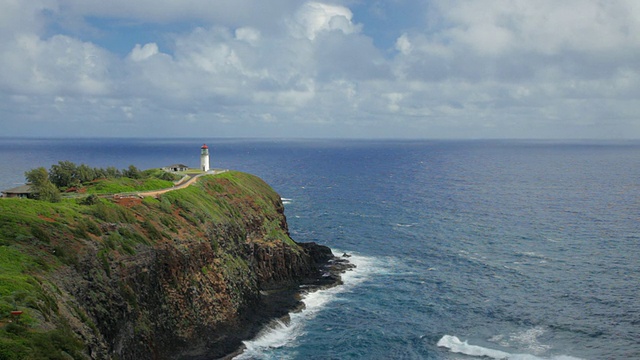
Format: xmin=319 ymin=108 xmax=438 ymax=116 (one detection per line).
xmin=234 ymin=251 xmax=375 ymax=359
xmin=437 ymin=335 xmax=584 ymax=360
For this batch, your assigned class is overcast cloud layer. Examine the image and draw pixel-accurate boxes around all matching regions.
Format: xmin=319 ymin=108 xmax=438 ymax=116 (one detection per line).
xmin=1 ymin=0 xmax=639 ymax=138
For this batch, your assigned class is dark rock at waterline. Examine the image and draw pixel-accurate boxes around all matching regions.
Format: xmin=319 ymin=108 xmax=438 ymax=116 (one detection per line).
xmin=218 ymin=243 xmax=355 ymax=360
xmin=186 ymin=242 xmax=354 ymax=360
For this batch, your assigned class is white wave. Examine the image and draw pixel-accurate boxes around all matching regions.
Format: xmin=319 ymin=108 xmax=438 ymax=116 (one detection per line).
xmin=437 ymin=335 xmax=584 ymax=360
xmin=394 ymin=223 xmax=415 ymax=227
xmin=280 ymin=197 xmax=292 ymax=205
xmin=241 ymin=319 xmax=298 ymax=353
xmin=234 ymin=252 xmax=375 ymax=359
xmin=514 ymin=251 xmax=550 ymax=262
xmin=438 ymin=335 xmax=510 ymax=359
xmin=505 ymin=327 xmax=550 ymax=355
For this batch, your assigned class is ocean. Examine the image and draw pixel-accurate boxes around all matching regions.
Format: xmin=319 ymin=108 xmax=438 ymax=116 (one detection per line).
xmin=1 ymin=138 xmax=638 ymax=359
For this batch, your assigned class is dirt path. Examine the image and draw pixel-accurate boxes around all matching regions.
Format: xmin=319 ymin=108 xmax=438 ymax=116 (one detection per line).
xmin=135 ymin=169 xmax=228 ymax=198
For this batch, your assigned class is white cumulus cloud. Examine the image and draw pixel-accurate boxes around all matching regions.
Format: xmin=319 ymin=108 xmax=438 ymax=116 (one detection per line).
xmin=129 ymin=43 xmax=159 ymax=62
xmin=291 ymin=1 xmax=361 ymax=40
xmin=0 ymin=0 xmax=638 ymax=138
xmin=395 ymin=33 xmax=412 ymax=55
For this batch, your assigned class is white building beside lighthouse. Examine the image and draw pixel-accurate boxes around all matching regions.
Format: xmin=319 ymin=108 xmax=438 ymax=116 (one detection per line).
xmin=200 ymin=144 xmax=210 ymax=172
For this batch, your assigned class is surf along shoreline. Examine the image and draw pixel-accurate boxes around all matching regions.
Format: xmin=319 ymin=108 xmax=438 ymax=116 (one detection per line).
xmin=223 ymin=246 xmax=355 ymax=360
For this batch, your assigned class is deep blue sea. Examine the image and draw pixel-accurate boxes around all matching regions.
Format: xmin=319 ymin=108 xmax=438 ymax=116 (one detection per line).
xmin=1 ymin=138 xmax=639 ymax=359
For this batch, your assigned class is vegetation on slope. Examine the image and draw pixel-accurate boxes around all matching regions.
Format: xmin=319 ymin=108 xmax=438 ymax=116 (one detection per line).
xmin=0 ymin=170 xmax=299 ymax=359
xmin=0 ymin=198 xmax=87 ymax=359
xmin=23 ymin=161 xmax=182 ymax=201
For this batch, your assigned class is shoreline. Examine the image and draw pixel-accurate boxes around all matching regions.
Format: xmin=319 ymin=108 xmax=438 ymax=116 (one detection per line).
xmin=221 ymin=246 xmax=355 ymax=360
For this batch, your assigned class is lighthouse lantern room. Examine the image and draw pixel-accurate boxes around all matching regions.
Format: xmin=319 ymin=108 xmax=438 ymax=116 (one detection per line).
xmin=200 ymin=144 xmax=210 ymax=172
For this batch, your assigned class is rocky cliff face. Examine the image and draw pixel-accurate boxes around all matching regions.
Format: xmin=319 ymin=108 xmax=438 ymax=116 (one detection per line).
xmin=1 ymin=171 xmax=345 ymax=359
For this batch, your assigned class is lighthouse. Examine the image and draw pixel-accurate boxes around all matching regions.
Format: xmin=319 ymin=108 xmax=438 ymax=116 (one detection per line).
xmin=200 ymin=144 xmax=210 ymax=172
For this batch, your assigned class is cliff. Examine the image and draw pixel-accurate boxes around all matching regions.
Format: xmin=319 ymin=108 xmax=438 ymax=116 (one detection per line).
xmin=0 ymin=171 xmax=348 ymax=359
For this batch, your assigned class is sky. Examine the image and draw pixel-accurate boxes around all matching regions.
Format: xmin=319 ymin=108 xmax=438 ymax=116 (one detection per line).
xmin=1 ymin=0 xmax=639 ymax=139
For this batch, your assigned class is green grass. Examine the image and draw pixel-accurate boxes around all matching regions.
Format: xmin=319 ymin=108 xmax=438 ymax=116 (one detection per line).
xmin=160 ymin=180 xmax=227 ymax=223
xmin=0 ymin=199 xmax=80 ymax=246
xmin=0 ymin=169 xmax=300 ymax=358
xmin=0 ymin=247 xmax=80 ymax=359
xmin=0 ymin=247 xmax=39 ymax=301
xmin=141 ymin=168 xmax=182 ymax=181
xmin=158 ymin=171 xmax=300 ymax=249
xmin=84 ymin=177 xmax=175 ymax=195
xmin=265 ymin=218 xmax=298 ymax=248
xmin=0 ymin=324 xmax=85 ymax=360
xmin=90 ymin=199 xmax=136 ymax=223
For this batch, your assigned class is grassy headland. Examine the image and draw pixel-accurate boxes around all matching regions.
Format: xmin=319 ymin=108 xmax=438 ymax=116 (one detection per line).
xmin=0 ymin=167 xmax=312 ymax=359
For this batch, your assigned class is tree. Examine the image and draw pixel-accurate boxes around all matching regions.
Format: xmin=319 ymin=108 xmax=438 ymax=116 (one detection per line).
xmin=37 ymin=182 xmax=61 ymax=202
xmin=24 ymin=167 xmax=61 ymax=202
xmin=105 ymin=166 xmax=121 ymax=178
xmin=49 ymin=161 xmax=79 ymax=188
xmin=122 ymin=165 xmax=141 ymax=179
xmin=25 ymin=167 xmax=48 ymax=187
xmin=76 ymin=164 xmax=96 ymax=184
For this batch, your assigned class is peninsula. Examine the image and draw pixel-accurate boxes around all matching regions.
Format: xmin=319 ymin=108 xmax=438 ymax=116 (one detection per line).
xmin=0 ymin=165 xmax=351 ymax=359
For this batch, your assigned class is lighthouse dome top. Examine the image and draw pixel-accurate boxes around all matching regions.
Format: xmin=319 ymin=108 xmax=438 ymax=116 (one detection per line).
xmin=201 ymin=144 xmax=208 ymax=149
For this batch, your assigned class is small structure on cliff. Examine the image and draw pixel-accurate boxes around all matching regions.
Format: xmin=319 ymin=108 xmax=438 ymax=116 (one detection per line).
xmin=161 ymin=144 xmax=211 ymax=173
xmin=200 ymin=144 xmax=210 ymax=172
xmin=162 ymin=164 xmax=189 ymax=172
xmin=1 ymin=184 xmax=34 ymax=198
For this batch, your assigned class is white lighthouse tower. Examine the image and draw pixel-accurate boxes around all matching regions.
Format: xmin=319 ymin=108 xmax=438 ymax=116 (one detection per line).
xmin=200 ymin=144 xmax=210 ymax=172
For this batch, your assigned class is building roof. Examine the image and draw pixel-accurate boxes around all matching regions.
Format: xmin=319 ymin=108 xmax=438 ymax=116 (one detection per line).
xmin=2 ymin=184 xmax=34 ymax=194
xmin=164 ymin=164 xmax=189 ymax=168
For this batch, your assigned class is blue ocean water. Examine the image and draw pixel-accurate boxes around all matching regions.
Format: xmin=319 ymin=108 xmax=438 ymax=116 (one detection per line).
xmin=1 ymin=138 xmax=638 ymax=359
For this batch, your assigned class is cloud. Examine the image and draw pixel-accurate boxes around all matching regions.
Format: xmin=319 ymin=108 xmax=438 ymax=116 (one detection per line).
xmin=55 ymin=0 xmax=302 ymax=29
xmin=398 ymin=0 xmax=640 ymax=76
xmin=115 ymin=2 xmax=381 ymax=108
xmin=290 ymin=1 xmax=362 ymax=40
xmin=0 ymin=0 xmax=54 ymax=35
xmin=235 ymin=27 xmax=261 ymax=45
xmin=395 ymin=34 xmax=412 ymax=55
xmin=383 ymin=0 xmax=640 ymax=138
xmin=129 ymin=43 xmax=159 ymax=61
xmin=0 ymin=0 xmax=638 ymax=138
xmin=0 ymin=33 xmax=112 ymax=95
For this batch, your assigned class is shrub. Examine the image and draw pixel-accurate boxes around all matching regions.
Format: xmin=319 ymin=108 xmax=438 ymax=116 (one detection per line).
xmin=141 ymin=220 xmax=163 ymax=241
xmin=30 ymin=225 xmax=51 ymax=244
xmin=79 ymin=194 xmax=99 ymax=206
xmin=93 ymin=201 xmax=135 ymax=223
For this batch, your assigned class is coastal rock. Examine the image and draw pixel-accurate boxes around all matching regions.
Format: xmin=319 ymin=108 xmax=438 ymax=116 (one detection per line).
xmin=1 ymin=171 xmax=350 ymax=359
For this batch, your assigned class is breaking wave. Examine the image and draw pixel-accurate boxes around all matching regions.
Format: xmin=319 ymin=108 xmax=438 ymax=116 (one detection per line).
xmin=437 ymin=335 xmax=584 ymax=360
xmin=233 ymin=252 xmax=375 ymax=359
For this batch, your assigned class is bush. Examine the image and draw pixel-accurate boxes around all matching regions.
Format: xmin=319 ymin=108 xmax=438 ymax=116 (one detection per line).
xmin=30 ymin=225 xmax=51 ymax=244
xmin=141 ymin=220 xmax=163 ymax=241
xmin=0 ymin=326 xmax=86 ymax=360
xmin=87 ymin=219 xmax=101 ymax=236
xmin=122 ymin=165 xmax=141 ymax=179
xmin=79 ymin=195 xmax=99 ymax=206
xmin=92 ymin=201 xmax=135 ymax=223
xmin=93 ymin=202 xmax=119 ymax=222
